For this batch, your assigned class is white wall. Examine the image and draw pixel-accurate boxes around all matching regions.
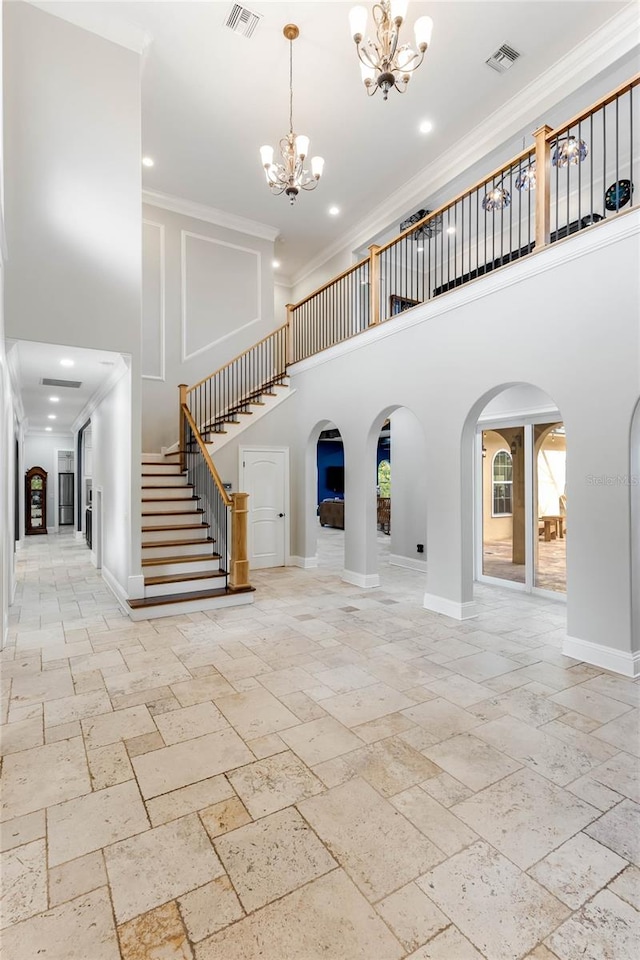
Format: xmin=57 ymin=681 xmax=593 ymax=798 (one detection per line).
xmin=24 ymin=432 xmax=74 ymax=531
xmin=141 ymin=203 xmax=276 ymax=451
xmin=214 ymin=213 xmax=640 ymax=675
xmin=389 ymin=408 xmax=428 ymax=568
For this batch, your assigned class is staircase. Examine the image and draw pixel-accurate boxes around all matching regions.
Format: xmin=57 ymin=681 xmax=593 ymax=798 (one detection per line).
xmin=127 ymin=451 xmax=253 ymax=620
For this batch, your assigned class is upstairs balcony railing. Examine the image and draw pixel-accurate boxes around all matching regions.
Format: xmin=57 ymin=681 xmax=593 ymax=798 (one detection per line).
xmin=286 ymin=74 xmax=638 ymax=358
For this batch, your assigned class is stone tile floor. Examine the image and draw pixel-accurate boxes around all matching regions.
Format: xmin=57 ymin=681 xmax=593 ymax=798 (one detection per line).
xmin=0 ymin=528 xmax=638 ymax=959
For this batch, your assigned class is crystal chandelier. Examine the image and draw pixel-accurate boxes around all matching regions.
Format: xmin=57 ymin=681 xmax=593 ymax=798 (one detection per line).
xmin=259 ymin=25 xmax=324 ymax=205
xmin=552 ymin=135 xmax=588 ymax=168
xmin=349 ymin=2 xmax=434 ymax=100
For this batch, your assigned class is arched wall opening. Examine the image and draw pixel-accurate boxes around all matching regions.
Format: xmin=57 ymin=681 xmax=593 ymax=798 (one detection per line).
xmin=464 ymin=383 xmax=567 ymax=599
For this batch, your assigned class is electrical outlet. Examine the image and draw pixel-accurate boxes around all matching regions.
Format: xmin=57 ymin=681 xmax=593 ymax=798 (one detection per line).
xmin=417 ymin=543 xmax=424 ymax=553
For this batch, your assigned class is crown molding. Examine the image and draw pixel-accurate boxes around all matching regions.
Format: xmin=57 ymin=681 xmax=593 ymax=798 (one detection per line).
xmin=28 ymin=1 xmax=152 ymax=54
xmin=143 ymin=190 xmax=280 ymax=243
xmin=292 ymin=3 xmax=640 ymax=288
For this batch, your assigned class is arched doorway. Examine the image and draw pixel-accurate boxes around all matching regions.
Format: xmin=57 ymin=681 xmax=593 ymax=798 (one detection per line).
xmin=475 ymin=385 xmax=566 ymax=596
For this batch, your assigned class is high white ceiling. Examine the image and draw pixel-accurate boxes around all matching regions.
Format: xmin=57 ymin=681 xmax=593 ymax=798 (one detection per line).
xmin=32 ymin=1 xmax=634 ymax=281
xmin=8 ymin=341 xmax=124 ymax=435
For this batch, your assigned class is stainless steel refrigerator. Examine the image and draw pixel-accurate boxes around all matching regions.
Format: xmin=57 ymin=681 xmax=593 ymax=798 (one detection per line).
xmin=58 ymin=472 xmax=74 ymax=526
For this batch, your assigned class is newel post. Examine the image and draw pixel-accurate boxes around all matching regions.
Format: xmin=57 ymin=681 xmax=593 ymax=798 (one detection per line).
xmin=229 ymin=492 xmax=250 ymax=590
xmin=286 ymin=303 xmax=294 ymax=365
xmin=368 ymin=244 xmax=381 ymax=325
xmin=533 ymin=124 xmax=553 ymax=250
xmin=178 ymin=384 xmax=188 ymax=474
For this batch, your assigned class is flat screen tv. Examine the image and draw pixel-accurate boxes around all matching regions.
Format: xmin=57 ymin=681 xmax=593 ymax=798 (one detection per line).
xmin=326 ymin=465 xmax=344 ymax=494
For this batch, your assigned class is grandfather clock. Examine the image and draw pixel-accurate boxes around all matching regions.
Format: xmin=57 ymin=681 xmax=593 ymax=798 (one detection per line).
xmin=25 ymin=466 xmax=48 ymax=535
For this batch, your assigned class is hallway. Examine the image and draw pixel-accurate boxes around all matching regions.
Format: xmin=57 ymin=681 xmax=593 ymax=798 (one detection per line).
xmin=0 ymin=532 xmax=638 ymax=959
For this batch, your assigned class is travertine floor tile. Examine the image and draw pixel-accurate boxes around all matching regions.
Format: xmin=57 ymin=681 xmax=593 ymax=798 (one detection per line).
xmin=299 ymin=778 xmax=444 ymax=901
xmin=49 ymin=850 xmax=107 ymax=907
xmin=47 ymin=780 xmax=149 ymax=866
xmin=420 ymin=772 xmax=473 ymax=807
xmin=214 ymin=687 xmax=299 ymax=740
xmin=452 ymin=768 xmax=598 ymax=869
xmin=118 ymin=900 xmax=193 ymax=960
xmin=392 ymin=786 xmax=478 ymax=856
xmin=0 ymin=887 xmax=120 ymax=960
xmin=0 ymin=737 xmax=91 ymax=821
xmin=0 ymin=809 xmax=46 ymax=852
xmin=82 ymin=705 xmax=157 ymax=749
xmin=376 ymin=881 xmax=449 ymax=952
xmin=170 ymin=675 xmax=235 ymax=706
xmin=10 ymin=668 xmax=73 ymax=705
xmin=200 ymin=797 xmax=251 ymax=838
xmin=193 ymin=869 xmax=404 ymax=960
xmin=405 ymin=925 xmax=485 ymax=959
xmin=132 ymin=728 xmax=254 ymax=799
xmin=528 ymin=832 xmax=627 ymax=908
xmin=154 ymin=701 xmax=228 ymax=745
xmin=402 ymin=698 xmax=481 ymax=741
xmin=227 ymin=750 xmax=324 ymax=818
xmin=323 ymin=736 xmax=441 ymax=797
xmin=43 ymin=690 xmax=112 ymax=727
xmin=0 ymin=838 xmax=48 ymax=928
xmin=607 ymin=864 xmax=640 ymax=910
xmin=546 ymin=889 xmax=639 ymax=960
xmin=146 ymin=776 xmax=235 ymax=827
xmin=215 ymin=807 xmax=336 ymax=912
xmin=417 ymin=841 xmax=569 ymax=960
xmin=178 ymin=876 xmax=244 ymax=942
xmin=105 ymin=814 xmax=224 ymax=923
xmin=279 ymin=714 xmax=363 ymax=766
xmin=585 ymin=799 xmax=640 ymax=866
xmin=591 ymin=709 xmax=640 ymax=756
xmin=549 ymin=685 xmax=633 ymax=724
xmin=87 ymin=742 xmax=134 ymax=790
xmin=319 ymin=682 xmax=413 ymax=727
xmin=0 ymin=716 xmax=43 ymax=755
xmin=424 ymin=733 xmax=521 ymax=791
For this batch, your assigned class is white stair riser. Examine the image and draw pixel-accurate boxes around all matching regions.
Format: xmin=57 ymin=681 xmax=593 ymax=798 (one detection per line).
xmin=128 ymin=591 xmax=252 ymax=621
xmin=141 ymin=462 xmax=184 ymax=473
xmin=141 ymin=475 xmax=188 ymax=487
xmin=145 ymin=576 xmax=224 ymax=598
xmin=142 ymin=487 xmax=195 ymax=500
xmin=143 ymin=558 xmax=220 ymax=577
xmin=142 ymin=512 xmax=203 ymax=527
xmin=142 ymin=501 xmax=200 ymax=515
xmin=142 ymin=526 xmax=208 ymax=542
xmin=142 ymin=541 xmax=214 ymax=559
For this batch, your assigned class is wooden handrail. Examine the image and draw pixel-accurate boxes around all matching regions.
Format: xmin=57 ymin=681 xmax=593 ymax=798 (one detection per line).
xmin=546 ymin=72 xmax=640 ymax=141
xmin=290 ymin=256 xmax=370 ymax=311
xmin=181 ymin=403 xmax=232 ymax=507
xmin=374 ymin=143 xmax=536 ymax=257
xmin=186 ymin=324 xmax=288 ymax=394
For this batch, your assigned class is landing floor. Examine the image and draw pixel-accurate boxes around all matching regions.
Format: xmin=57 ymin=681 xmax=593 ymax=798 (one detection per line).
xmin=1 ymin=530 xmax=638 ymax=959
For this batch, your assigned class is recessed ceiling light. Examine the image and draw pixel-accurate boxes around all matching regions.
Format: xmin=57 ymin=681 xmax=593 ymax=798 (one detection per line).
xmin=45 ymin=426 xmax=52 ymax=432
xmin=272 ymin=260 xmax=281 ymax=269
xmin=142 ymin=157 xmax=155 ymax=168
xmin=328 ymin=206 xmax=340 ymax=216
xmin=59 ymin=358 xmax=74 ymax=367
xmin=48 ymin=414 xmax=56 ymax=420
xmin=419 ymin=120 xmax=433 ymax=135
xmin=49 ymin=396 xmax=59 ymax=403
xmin=446 ymin=226 xmax=456 ymax=235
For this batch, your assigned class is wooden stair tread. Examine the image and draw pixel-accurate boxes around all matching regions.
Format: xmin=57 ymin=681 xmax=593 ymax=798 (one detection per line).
xmin=142 ymin=553 xmax=220 ymax=567
xmin=128 ymin=584 xmax=253 ymax=609
xmin=141 ymin=523 xmax=208 ymax=532
xmin=142 ymin=537 xmax=215 ymax=548
xmin=144 ymin=570 xmax=226 ymax=586
xmin=142 ymin=483 xmax=192 ymax=488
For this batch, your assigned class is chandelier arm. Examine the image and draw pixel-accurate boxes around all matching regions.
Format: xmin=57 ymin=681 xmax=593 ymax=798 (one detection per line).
xmin=395 ymin=48 xmax=425 ymax=76
xmin=300 ymin=178 xmax=319 ymax=192
xmin=356 ymin=43 xmax=379 ymax=70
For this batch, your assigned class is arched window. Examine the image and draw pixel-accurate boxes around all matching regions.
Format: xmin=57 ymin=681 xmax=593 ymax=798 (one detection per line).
xmin=377 ymin=460 xmax=391 ymax=498
xmin=492 ymin=450 xmax=513 ymax=517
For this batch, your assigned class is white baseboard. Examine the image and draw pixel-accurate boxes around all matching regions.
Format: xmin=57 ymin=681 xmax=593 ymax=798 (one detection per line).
xmin=562 ymin=635 xmax=640 ymax=679
xmin=127 ymin=574 xmax=145 ymax=600
xmin=289 ymin=555 xmax=319 ymax=569
xmin=389 ymin=554 xmax=427 ymax=572
xmin=101 ymin=565 xmax=131 ymax=617
xmin=423 ymin=592 xmax=478 ymax=620
xmin=342 ymin=569 xmax=381 ymax=589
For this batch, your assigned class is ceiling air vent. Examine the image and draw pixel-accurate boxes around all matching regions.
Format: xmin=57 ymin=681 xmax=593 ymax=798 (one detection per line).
xmin=41 ymin=378 xmax=82 ymax=388
xmin=225 ymin=4 xmax=261 ymax=39
xmin=486 ymin=43 xmax=521 ymax=74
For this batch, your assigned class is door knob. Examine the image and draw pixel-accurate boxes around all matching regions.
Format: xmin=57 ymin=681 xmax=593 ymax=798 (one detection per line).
xmin=278 ymin=513 xmax=285 ymax=518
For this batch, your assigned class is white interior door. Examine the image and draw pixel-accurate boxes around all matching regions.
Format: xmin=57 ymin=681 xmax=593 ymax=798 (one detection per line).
xmin=240 ymin=448 xmax=288 ymax=569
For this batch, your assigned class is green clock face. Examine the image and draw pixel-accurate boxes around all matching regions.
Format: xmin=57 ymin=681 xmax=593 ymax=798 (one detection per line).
xmin=604 ymin=179 xmax=633 ymax=211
